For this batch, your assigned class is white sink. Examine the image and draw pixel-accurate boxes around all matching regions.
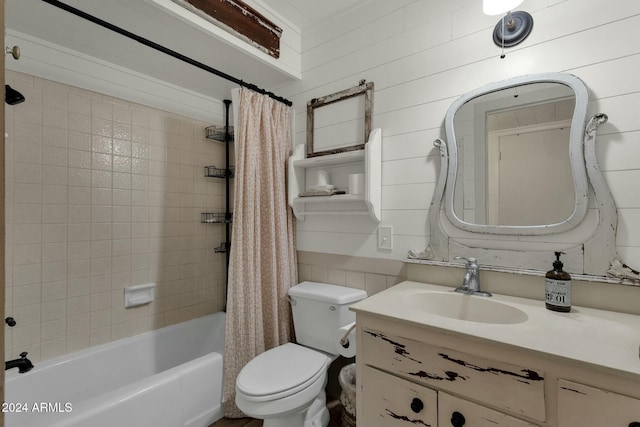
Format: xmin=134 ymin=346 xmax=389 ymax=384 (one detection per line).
xmin=351 ymin=281 xmax=640 ymax=377
xmin=404 ymin=291 xmax=528 ymax=324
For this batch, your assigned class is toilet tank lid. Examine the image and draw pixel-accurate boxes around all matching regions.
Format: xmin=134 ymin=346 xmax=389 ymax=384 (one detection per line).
xmin=288 ymin=281 xmax=367 ymax=304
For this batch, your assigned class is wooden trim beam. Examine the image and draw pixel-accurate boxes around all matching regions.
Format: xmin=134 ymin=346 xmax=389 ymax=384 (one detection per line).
xmin=181 ymin=0 xmax=282 ymax=58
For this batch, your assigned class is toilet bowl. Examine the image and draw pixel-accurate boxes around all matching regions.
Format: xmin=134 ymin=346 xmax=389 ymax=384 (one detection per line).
xmin=234 ymin=282 xmax=368 ymax=427
xmin=235 ymin=343 xmax=333 ymax=427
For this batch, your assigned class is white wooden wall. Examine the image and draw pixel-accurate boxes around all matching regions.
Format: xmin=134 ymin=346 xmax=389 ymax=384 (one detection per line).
xmin=277 ymin=0 xmax=640 ymax=268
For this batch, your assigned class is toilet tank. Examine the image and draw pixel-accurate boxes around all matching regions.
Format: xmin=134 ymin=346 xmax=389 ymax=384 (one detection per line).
xmin=288 ymin=281 xmax=367 ymax=355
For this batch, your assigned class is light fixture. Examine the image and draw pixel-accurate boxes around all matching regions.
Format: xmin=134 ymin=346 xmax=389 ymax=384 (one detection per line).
xmin=483 ymin=0 xmax=533 ymax=50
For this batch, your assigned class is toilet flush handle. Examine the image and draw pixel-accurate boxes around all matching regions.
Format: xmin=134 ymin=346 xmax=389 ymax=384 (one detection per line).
xmin=286 ymin=295 xmax=296 ymax=306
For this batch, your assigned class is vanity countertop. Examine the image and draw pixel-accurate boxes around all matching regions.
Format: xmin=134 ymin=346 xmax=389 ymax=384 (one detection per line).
xmin=350 ymin=281 xmax=640 ymax=378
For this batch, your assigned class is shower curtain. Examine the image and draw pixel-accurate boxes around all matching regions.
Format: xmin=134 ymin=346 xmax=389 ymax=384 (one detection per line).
xmin=223 ymin=88 xmax=298 ymax=418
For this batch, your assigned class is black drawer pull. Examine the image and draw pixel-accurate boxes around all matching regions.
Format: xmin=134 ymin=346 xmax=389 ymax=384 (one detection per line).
xmin=410 ymin=397 xmax=424 ymax=413
xmin=451 ymin=411 xmax=466 ymax=427
xmin=628 ymin=423 xmax=640 ymax=427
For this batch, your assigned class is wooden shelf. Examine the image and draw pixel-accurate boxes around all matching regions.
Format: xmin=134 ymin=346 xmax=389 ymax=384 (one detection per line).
xmin=292 ymin=194 xmax=365 ymax=204
xmin=292 ymin=150 xmax=364 ymax=168
xmin=288 ymin=128 xmax=381 ymax=222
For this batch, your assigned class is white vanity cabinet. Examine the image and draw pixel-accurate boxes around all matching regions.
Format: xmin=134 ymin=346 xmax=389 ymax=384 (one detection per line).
xmin=360 ymin=365 xmax=438 ymax=426
xmin=353 ymin=285 xmax=640 ymax=427
xmin=360 ymin=363 xmax=537 ymax=427
xmin=438 ymin=392 xmax=538 ymax=427
xmin=557 ymin=380 xmax=640 ymax=427
xmin=357 ymin=322 xmax=545 ymax=427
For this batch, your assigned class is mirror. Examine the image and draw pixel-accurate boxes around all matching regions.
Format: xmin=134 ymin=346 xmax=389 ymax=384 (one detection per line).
xmin=444 ymin=74 xmax=589 ymax=235
xmin=452 ymin=82 xmax=576 ymax=227
xmin=413 ymin=72 xmax=627 ymax=279
xmin=306 ymin=81 xmax=374 ymax=158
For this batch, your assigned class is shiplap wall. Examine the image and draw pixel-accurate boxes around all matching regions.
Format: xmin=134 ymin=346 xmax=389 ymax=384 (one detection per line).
xmin=278 ymin=0 xmax=640 ymax=269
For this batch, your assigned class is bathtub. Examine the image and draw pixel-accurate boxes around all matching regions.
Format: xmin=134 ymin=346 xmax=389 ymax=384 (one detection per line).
xmin=5 ymin=312 xmax=226 ymax=427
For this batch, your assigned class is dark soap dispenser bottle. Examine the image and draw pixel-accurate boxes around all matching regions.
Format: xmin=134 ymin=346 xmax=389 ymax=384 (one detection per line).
xmin=545 ymin=252 xmax=572 ymax=312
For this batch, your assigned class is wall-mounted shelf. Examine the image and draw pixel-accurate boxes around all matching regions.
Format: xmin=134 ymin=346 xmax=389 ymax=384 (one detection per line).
xmin=204 ymin=165 xmax=235 ymax=178
xmin=214 ymin=242 xmax=231 ymax=253
xmin=201 ymin=212 xmax=233 ymax=223
xmin=204 ymin=166 xmax=226 ymax=178
xmin=294 ymin=194 xmax=365 ymax=204
xmin=204 ymin=100 xmax=234 ymax=306
xmin=205 ymin=125 xmax=234 ymax=142
xmin=293 ymin=149 xmax=365 ymax=168
xmin=288 ymin=128 xmax=381 ymax=222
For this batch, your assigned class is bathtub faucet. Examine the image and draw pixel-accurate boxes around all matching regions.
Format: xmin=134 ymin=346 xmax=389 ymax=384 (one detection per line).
xmin=5 ymin=352 xmax=34 ymax=373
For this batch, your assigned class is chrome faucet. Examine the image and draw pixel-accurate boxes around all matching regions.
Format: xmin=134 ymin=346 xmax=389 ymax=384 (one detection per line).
xmin=453 ymin=256 xmax=492 ymax=297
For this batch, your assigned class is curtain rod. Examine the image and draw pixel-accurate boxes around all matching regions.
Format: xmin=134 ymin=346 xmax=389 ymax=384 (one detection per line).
xmin=40 ymin=0 xmax=293 ymax=107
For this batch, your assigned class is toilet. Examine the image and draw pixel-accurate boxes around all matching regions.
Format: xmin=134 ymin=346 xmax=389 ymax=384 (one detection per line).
xmin=235 ymin=281 xmax=367 ymax=427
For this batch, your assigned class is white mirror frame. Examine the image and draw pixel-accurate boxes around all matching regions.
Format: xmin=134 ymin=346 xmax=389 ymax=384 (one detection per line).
xmin=409 ymin=72 xmax=635 ymax=280
xmin=445 ymin=73 xmax=589 ymax=235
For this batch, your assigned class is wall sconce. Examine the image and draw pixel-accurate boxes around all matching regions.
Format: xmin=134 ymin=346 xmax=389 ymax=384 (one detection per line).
xmin=484 ymin=0 xmax=533 ymax=49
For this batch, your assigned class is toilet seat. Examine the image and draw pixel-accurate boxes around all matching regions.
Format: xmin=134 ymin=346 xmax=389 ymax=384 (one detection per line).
xmin=236 ymin=343 xmax=331 ymax=402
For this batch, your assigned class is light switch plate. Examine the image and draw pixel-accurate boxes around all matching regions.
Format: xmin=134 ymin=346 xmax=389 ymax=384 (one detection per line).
xmin=378 ymin=226 xmax=393 ymax=250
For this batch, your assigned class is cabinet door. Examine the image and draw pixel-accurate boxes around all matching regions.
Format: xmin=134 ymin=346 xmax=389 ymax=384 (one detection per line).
xmin=362 ymin=328 xmax=546 ymax=421
xmin=360 ymin=365 xmax=438 ymax=427
xmin=558 ymin=379 xmax=640 ymax=427
xmin=438 ymin=392 xmax=539 ymax=427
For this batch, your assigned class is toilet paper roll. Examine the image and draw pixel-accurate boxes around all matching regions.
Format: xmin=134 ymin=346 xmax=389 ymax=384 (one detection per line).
xmin=335 ymin=322 xmax=357 ymax=358
xmin=316 ymin=170 xmax=330 ymax=186
xmin=348 ymin=174 xmax=365 ymax=195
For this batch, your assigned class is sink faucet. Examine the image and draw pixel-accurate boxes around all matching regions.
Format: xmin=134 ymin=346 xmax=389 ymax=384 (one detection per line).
xmin=453 ymin=256 xmax=492 ymax=297
xmin=5 ymin=352 xmax=34 ymax=373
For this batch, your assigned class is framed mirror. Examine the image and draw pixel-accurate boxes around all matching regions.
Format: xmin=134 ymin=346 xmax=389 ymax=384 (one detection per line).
xmin=444 ymin=73 xmax=589 ymax=235
xmin=413 ymin=72 xmax=630 ymax=279
xmin=306 ymin=81 xmax=374 ymax=158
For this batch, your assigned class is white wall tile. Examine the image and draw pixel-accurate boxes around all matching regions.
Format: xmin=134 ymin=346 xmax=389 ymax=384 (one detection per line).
xmin=5 ymin=73 xmax=224 ymax=362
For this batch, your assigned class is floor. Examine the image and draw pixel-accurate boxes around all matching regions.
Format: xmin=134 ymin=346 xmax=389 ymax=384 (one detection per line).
xmin=210 ymin=402 xmax=344 ymax=427
xmin=210 ymin=418 xmax=261 ymax=427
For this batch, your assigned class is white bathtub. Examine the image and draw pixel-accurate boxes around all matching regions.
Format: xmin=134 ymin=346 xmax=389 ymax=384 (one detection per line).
xmin=5 ymin=312 xmax=226 ymax=427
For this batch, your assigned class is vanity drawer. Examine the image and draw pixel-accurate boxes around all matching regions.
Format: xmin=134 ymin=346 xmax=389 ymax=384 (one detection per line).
xmin=360 ymin=365 xmax=437 ymax=427
xmin=362 ymin=328 xmax=546 ymax=422
xmin=439 ymin=392 xmax=539 ymax=427
xmin=557 ymin=379 xmax=640 ymax=427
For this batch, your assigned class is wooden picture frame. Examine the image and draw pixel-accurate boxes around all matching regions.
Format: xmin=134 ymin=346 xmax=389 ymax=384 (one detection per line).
xmin=306 ymin=80 xmax=373 ymax=158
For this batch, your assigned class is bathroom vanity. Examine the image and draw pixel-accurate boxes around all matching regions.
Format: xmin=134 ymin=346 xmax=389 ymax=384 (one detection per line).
xmin=351 ymin=281 xmax=640 ymax=427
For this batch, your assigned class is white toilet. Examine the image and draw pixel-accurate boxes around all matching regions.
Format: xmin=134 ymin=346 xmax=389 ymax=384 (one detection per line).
xmin=235 ymin=281 xmax=367 ymax=427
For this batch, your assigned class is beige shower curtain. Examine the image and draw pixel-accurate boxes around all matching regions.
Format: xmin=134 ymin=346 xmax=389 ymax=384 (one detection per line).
xmin=223 ymin=88 xmax=298 ymax=418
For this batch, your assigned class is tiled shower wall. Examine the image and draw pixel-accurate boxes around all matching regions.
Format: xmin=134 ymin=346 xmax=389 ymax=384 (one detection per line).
xmin=4 ymin=70 xmax=227 ymax=362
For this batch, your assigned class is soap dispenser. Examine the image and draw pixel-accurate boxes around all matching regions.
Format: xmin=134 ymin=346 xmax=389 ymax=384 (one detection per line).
xmin=545 ymin=252 xmax=572 ymax=312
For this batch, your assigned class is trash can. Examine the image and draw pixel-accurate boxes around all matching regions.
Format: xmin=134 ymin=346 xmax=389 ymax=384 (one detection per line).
xmin=339 ymin=363 xmax=357 ymax=427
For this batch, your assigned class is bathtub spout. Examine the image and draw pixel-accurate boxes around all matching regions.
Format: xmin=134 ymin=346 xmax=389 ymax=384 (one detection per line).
xmin=5 ymin=352 xmax=34 ymax=373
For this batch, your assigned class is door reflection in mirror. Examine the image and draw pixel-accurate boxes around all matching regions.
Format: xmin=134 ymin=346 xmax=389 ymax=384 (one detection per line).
xmin=452 ymin=83 xmax=576 ymax=226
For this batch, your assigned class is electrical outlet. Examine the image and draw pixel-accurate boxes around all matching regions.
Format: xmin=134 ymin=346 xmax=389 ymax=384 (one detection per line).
xmin=378 ymin=226 xmax=393 ymax=250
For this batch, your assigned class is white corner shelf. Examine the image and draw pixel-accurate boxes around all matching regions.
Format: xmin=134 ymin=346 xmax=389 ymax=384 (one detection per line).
xmin=288 ymin=128 xmax=381 ymax=222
